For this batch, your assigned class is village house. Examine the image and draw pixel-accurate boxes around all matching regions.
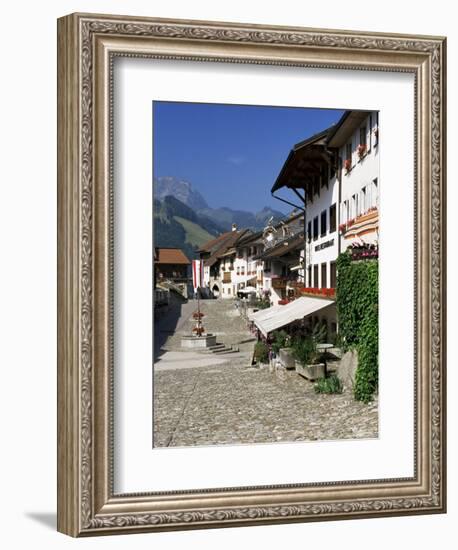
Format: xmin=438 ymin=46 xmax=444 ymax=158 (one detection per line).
xmin=154 ymin=247 xmax=192 ymax=301
xmin=253 ymin=213 xmax=304 ymax=305
xmin=198 ymin=225 xmax=249 ymax=298
xmin=231 ymin=232 xmax=263 ymax=296
xmin=198 ymin=215 xmax=305 ymax=301
xmin=154 ymin=247 xmax=191 ymax=282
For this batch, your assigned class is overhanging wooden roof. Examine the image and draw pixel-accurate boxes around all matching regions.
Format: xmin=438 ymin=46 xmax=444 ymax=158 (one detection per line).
xmin=271 ymin=110 xmax=373 ymax=196
xmin=326 ymin=110 xmax=370 ymax=147
xmin=271 ymin=127 xmax=335 ymax=194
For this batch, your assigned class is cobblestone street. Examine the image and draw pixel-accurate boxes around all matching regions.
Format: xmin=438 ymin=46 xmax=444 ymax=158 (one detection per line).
xmin=153 ymin=298 xmax=378 ymax=448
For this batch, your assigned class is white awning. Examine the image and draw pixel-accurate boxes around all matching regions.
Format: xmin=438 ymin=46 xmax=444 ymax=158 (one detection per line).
xmin=248 ymin=305 xmax=281 ymax=322
xmin=253 ymin=297 xmax=334 ymax=337
xmin=239 ymin=286 xmax=257 ymax=294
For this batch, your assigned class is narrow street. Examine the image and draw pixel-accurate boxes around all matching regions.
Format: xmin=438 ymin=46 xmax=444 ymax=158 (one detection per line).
xmin=153 ymin=299 xmax=378 ymax=448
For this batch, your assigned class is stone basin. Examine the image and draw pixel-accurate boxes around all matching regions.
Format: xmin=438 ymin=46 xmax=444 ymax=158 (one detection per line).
xmin=181 ymin=333 xmax=217 ymax=349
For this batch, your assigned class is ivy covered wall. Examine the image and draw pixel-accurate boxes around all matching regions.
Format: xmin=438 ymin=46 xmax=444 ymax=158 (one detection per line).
xmin=336 ymin=252 xmax=379 ymax=402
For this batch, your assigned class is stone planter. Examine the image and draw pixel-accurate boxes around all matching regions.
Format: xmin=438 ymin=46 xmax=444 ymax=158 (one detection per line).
xmin=279 ymin=347 xmax=295 ymax=369
xmin=295 ymin=360 xmax=325 ymax=381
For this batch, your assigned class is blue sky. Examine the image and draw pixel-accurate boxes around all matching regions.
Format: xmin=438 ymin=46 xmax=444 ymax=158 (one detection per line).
xmin=153 ymin=102 xmax=345 ymax=213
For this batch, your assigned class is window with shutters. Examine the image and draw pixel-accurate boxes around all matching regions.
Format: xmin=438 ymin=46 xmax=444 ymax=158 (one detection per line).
xmin=346 ymin=142 xmax=352 ymax=165
xmin=329 ymin=204 xmax=336 ymax=233
xmin=321 ymin=263 xmax=327 ymax=289
xmin=313 ymin=216 xmax=319 ymax=241
xmin=330 ymin=262 xmax=337 ymax=288
xmin=320 ymin=210 xmax=327 ymax=237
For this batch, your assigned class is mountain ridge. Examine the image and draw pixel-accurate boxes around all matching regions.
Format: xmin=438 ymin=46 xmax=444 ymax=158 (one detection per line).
xmin=154 ymin=176 xmax=285 ymax=232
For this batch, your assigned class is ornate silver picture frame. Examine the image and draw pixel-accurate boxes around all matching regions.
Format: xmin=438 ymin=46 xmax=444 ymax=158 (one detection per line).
xmin=57 ymin=13 xmax=446 ymax=536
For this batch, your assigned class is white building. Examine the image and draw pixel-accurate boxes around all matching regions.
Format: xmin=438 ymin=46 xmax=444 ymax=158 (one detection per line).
xmin=253 ymin=214 xmax=304 ymax=305
xmin=328 ymin=111 xmax=379 ymax=248
xmin=198 ymin=227 xmax=249 ymax=298
xmin=268 ymin=110 xmax=380 ymax=335
xmin=272 ymin=110 xmax=379 ymax=293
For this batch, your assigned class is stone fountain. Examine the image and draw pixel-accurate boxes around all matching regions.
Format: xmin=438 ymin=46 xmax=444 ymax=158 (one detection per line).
xmin=181 ymin=298 xmax=216 ymax=349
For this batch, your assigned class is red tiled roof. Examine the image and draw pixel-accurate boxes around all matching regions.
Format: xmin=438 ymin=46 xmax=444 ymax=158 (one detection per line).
xmin=155 ymin=248 xmax=190 ymax=265
xmin=198 ymin=232 xmax=233 ymax=253
xmin=200 ymin=230 xmax=250 ymax=267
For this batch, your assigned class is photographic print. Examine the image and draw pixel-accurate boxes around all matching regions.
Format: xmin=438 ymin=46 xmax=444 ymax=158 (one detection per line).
xmin=153 ymin=102 xmax=379 ymax=448
xmin=58 ymin=13 xmax=446 ymax=535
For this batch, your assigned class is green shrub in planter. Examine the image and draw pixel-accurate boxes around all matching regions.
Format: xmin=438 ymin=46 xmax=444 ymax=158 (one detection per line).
xmin=253 ymin=300 xmax=270 ymax=310
xmin=292 ymin=336 xmax=320 ymax=366
xmin=314 ymin=375 xmax=343 ymax=394
xmin=271 ymin=330 xmax=289 ymax=354
xmin=312 ymin=321 xmax=327 ymax=345
xmin=254 ymin=341 xmax=269 ymax=363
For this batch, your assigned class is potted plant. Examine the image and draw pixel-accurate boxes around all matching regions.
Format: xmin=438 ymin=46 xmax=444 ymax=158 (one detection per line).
xmin=271 ymin=330 xmax=289 ymax=354
xmin=292 ymin=335 xmax=326 ymax=381
xmin=343 ymin=158 xmax=351 ymax=173
xmin=254 ymin=341 xmax=269 ymax=366
xmin=271 ymin=330 xmax=294 ymax=369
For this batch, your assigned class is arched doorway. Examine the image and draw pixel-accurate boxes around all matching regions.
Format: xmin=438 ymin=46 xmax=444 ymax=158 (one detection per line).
xmin=212 ymin=284 xmax=220 ymax=298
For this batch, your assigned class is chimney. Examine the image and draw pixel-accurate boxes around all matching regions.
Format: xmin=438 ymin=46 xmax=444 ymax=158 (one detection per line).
xmin=232 ymin=223 xmax=237 ymax=232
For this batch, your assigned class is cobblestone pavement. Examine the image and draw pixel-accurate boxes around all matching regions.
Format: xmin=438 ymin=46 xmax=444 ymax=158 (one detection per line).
xmin=153 ymin=298 xmax=378 ymax=448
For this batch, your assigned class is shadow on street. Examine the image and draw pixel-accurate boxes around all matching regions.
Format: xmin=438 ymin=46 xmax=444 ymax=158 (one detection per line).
xmin=154 ymin=293 xmax=183 ymax=361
